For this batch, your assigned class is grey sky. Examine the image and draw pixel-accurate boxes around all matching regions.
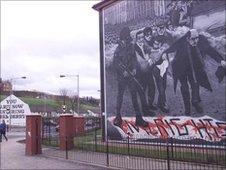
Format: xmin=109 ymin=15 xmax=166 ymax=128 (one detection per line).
xmin=1 ymin=1 xmax=101 ymax=98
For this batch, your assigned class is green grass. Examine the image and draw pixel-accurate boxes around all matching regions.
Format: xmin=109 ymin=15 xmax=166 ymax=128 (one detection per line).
xmin=0 ymin=95 xmax=7 ymax=101
xmin=82 ymin=104 xmax=99 ymax=111
xmin=75 ymin=129 xmax=102 ymax=142
xmin=0 ymin=94 xmax=99 ymax=112
xmin=42 ymin=139 xmax=59 ymax=147
xmin=21 ymin=97 xmax=59 ymax=108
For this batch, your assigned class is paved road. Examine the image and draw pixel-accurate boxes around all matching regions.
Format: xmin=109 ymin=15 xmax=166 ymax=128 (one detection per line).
xmin=0 ymin=132 xmax=106 ymax=169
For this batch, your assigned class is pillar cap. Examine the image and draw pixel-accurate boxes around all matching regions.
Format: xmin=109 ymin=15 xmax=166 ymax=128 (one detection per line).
xmin=73 ymin=116 xmax=85 ymax=118
xmin=26 ymin=114 xmax=41 ymax=117
xmin=60 ymin=114 xmax=73 ymax=117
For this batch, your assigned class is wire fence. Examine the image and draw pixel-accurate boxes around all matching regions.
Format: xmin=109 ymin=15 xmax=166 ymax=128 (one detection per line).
xmin=41 ymin=117 xmax=226 ymax=170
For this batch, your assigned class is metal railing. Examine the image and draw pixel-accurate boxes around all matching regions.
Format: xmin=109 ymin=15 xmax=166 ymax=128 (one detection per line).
xmin=41 ymin=117 xmax=226 ymax=170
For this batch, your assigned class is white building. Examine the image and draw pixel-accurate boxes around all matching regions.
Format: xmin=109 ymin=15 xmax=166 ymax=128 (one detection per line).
xmin=0 ymin=95 xmax=31 ymax=126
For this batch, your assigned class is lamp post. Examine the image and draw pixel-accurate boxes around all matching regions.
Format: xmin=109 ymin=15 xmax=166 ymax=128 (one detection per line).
xmin=59 ymin=74 xmax=79 ymax=115
xmin=9 ymin=76 xmax=26 ymax=131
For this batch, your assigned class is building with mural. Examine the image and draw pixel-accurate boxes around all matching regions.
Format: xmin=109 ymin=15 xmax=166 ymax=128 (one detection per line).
xmin=93 ymin=0 xmax=226 ymax=142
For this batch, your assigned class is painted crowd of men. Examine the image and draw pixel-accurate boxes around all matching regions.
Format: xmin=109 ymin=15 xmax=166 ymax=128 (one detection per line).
xmin=112 ymin=21 xmax=226 ymax=127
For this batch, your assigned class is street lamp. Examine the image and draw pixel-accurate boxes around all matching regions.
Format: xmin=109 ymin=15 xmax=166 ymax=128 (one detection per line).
xmin=9 ymin=76 xmax=26 ymax=131
xmin=59 ymin=74 xmax=79 ymax=115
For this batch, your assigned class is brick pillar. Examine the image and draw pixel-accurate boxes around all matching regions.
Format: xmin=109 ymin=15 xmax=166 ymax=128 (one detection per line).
xmin=59 ymin=114 xmax=74 ymax=150
xmin=73 ymin=116 xmax=86 ymax=136
xmin=25 ymin=115 xmax=42 ymax=155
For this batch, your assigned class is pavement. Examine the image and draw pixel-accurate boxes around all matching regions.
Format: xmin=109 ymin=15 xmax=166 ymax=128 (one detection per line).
xmin=0 ymin=131 xmax=108 ymax=169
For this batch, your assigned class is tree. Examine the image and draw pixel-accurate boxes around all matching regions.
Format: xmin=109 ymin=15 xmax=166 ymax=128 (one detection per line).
xmin=57 ymin=88 xmax=70 ymax=113
xmin=58 ymin=89 xmax=79 ymax=114
xmin=69 ymin=93 xmax=79 ymax=114
xmin=59 ymin=88 xmax=68 ymax=105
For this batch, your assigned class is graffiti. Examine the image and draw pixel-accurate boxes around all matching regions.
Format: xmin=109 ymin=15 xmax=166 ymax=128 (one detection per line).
xmin=108 ymin=116 xmax=226 ymax=142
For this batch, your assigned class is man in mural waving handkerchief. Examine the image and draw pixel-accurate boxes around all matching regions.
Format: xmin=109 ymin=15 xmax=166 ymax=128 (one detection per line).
xmin=163 ymin=29 xmax=226 ymax=116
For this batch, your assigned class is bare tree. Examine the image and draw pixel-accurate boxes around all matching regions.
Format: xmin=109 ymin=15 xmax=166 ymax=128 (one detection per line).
xmin=59 ymin=88 xmax=68 ymax=105
xmin=57 ymin=88 xmax=70 ymax=113
xmin=58 ymin=89 xmax=79 ymax=114
xmin=69 ymin=94 xmax=78 ymax=113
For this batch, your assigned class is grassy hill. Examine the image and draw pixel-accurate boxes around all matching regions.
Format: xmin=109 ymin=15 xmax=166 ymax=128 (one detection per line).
xmin=0 ymin=94 xmax=100 ymax=114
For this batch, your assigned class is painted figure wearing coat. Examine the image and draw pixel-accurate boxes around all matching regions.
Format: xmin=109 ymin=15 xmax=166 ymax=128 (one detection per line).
xmin=164 ymin=29 xmax=225 ymax=115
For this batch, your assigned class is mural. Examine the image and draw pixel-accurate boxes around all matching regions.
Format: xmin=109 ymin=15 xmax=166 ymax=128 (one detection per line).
xmin=103 ymin=0 xmax=226 ymax=142
xmin=0 ymin=95 xmax=31 ymax=126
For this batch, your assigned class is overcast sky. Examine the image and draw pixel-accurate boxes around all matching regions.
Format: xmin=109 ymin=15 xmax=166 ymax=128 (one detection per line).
xmin=1 ymin=0 xmax=101 ymax=98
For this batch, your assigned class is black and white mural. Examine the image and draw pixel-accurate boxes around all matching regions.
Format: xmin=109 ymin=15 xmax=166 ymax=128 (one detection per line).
xmin=103 ymin=0 xmax=226 ymax=142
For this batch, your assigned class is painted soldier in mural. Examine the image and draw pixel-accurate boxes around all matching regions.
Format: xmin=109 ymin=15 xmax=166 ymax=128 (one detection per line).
xmin=164 ymin=29 xmax=226 ymax=115
xmin=112 ymin=27 xmax=150 ymax=127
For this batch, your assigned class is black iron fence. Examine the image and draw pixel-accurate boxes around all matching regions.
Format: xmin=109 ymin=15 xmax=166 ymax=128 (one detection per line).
xmin=42 ymin=117 xmax=226 ymax=170
xmin=42 ymin=116 xmax=59 ymax=144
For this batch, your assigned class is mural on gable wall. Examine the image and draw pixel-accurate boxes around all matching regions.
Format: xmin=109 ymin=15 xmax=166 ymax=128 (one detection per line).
xmin=102 ymin=0 xmax=226 ymax=143
xmin=0 ymin=95 xmax=31 ymax=126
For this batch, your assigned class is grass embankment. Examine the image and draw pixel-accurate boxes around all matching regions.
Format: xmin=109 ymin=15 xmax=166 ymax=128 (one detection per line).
xmin=0 ymin=95 xmax=98 ymax=112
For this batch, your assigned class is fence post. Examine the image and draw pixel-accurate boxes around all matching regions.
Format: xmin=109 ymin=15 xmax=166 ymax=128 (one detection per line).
xmin=102 ymin=115 xmax=105 ymax=142
xmin=127 ymin=135 xmax=130 ymax=156
xmin=65 ymin=136 xmax=68 ymax=159
xmin=106 ymin=135 xmax=109 ymax=167
xmin=170 ymin=137 xmax=174 ymax=159
xmin=48 ymin=118 xmax=51 ymax=145
xmin=166 ymin=138 xmax=170 ymax=170
xmin=94 ymin=126 xmax=97 ymax=151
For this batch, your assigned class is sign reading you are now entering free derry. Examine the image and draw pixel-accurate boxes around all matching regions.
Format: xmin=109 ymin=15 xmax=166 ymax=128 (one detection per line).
xmin=0 ymin=95 xmax=31 ymax=126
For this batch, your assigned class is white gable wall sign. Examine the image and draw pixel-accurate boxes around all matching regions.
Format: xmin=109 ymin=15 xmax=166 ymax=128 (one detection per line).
xmin=0 ymin=95 xmax=31 ymax=126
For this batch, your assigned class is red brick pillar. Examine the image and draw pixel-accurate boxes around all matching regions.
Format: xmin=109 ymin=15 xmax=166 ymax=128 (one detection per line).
xmin=59 ymin=114 xmax=74 ymax=150
xmin=25 ymin=115 xmax=42 ymax=155
xmin=74 ymin=116 xmax=86 ymax=136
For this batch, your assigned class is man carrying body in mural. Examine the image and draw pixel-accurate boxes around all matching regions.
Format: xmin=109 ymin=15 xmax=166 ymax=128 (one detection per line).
xmin=113 ymin=27 xmax=149 ymax=127
xmin=149 ymin=36 xmax=170 ymax=113
xmin=163 ymin=29 xmax=226 ymax=115
xmin=141 ymin=27 xmax=158 ymax=112
xmin=134 ymin=30 xmax=156 ymax=115
xmin=155 ymin=19 xmax=174 ymax=47
xmin=147 ymin=20 xmax=174 ymax=113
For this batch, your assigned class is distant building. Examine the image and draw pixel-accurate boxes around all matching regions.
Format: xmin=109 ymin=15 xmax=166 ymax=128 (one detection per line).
xmin=0 ymin=78 xmax=3 ymax=92
xmin=0 ymin=79 xmax=12 ymax=92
